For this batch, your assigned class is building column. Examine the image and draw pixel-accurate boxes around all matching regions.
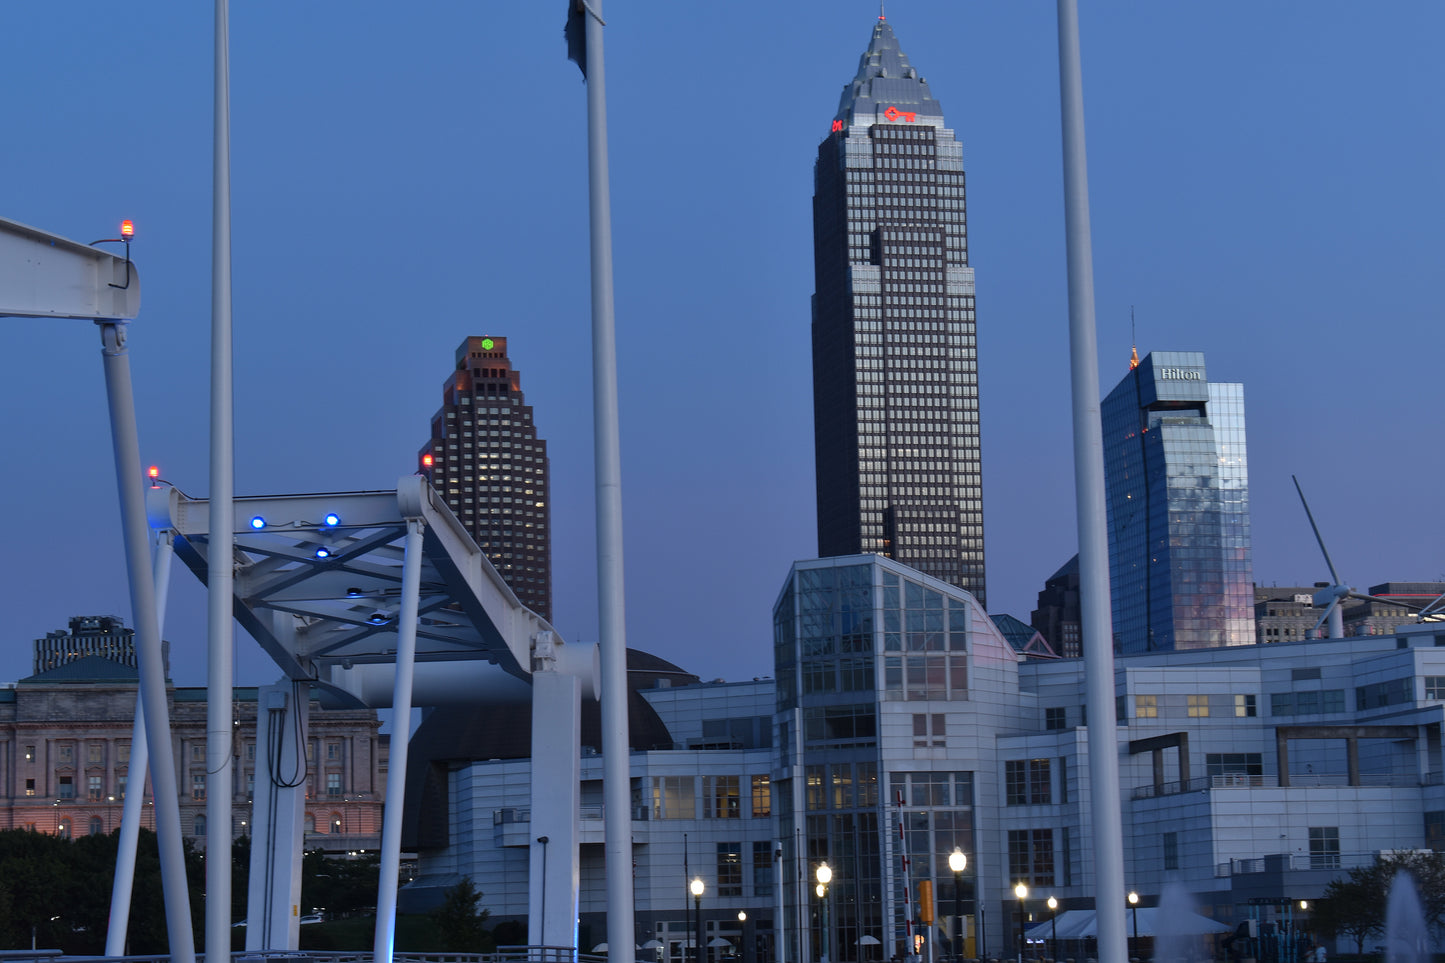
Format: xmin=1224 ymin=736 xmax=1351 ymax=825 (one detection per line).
xmin=245 ymin=680 xmax=309 ymax=951
xmin=1277 ymin=729 xmax=1291 ymax=787
xmin=530 ymin=638 xmax=582 ymax=952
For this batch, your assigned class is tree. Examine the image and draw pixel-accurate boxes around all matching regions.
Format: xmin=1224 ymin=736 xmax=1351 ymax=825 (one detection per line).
xmin=1313 ymin=851 xmax=1445 ymax=955
xmin=431 ymin=878 xmax=494 ymax=952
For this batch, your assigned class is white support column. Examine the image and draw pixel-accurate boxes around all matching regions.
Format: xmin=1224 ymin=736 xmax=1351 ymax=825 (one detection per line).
xmin=373 ymin=518 xmax=425 ymax=963
xmin=105 ymin=529 xmax=174 ymax=955
xmin=97 ymin=321 xmax=195 ymax=963
xmin=529 ymin=638 xmax=582 ymax=953
xmin=246 ymin=679 xmax=309 ymax=951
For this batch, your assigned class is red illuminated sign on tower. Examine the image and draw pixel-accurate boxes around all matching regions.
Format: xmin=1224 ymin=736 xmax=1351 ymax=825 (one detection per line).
xmin=831 ymin=119 xmax=844 ymax=133
xmin=883 ymin=106 xmax=917 ymax=123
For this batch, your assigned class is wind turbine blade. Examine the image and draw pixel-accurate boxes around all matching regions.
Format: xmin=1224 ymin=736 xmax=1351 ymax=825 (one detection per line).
xmin=1312 ymin=596 xmax=1340 ymax=635
xmin=1292 ymin=475 xmax=1342 ymax=587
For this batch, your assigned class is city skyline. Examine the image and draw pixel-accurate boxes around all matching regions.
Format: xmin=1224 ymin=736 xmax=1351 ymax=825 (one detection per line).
xmin=0 ymin=3 xmax=1441 ymax=688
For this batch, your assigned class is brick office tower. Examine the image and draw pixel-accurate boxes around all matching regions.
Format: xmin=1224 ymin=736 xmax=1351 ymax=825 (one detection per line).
xmin=811 ymin=17 xmax=986 ymax=604
xmin=420 ymin=336 xmax=552 ymax=622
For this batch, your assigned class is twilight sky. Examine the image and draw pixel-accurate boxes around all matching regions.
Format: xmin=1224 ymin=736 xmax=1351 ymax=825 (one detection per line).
xmin=1 ymin=2 xmax=1441 ymax=689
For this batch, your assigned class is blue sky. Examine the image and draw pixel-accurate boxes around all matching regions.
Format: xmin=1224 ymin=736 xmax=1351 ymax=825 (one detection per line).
xmin=1 ymin=2 xmax=1442 ymax=688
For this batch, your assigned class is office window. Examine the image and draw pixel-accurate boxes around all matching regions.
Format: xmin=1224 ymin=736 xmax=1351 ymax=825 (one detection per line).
xmin=717 ymin=842 xmax=743 ymax=897
xmin=57 ymin=744 xmax=74 ymax=764
xmin=912 ymin=713 xmax=946 ymax=747
xmin=651 ymin=776 xmax=695 ymax=820
xmin=1163 ymin=832 xmax=1179 ymax=871
xmin=1309 ymin=827 xmax=1340 ymax=868
xmin=1426 ymin=811 xmax=1445 ymax=853
xmin=1187 ymin=695 xmax=1209 ymax=718
xmin=58 ymin=776 xmax=75 ymax=799
xmin=1235 ymin=694 xmax=1257 ymax=717
xmin=326 ymin=773 xmax=342 ymax=797
xmin=192 ymin=774 xmax=206 ymax=801
xmin=1045 ymin=707 xmax=1067 ymax=730
xmin=1005 ymin=759 xmax=1051 ymax=805
xmin=245 ymin=743 xmax=256 ymax=762
xmin=88 ymin=743 xmax=103 ymax=765
xmin=89 ymin=816 xmax=104 ymax=836
xmin=703 ymin=776 xmax=741 ymax=819
xmin=195 ymin=814 xmax=207 ymax=837
xmin=117 ymin=774 xmax=126 ymax=799
xmin=751 ymin=775 xmax=771 ymax=818
xmin=192 ymin=744 xmax=205 ymax=762
xmin=1135 ymin=695 xmax=1158 ymax=718
xmin=1007 ymin=829 xmax=1055 ymax=886
xmin=753 ymin=841 xmax=774 ymax=896
xmin=327 ymin=742 xmax=342 ymax=761
xmin=25 ymin=778 xmax=35 ymax=796
xmin=89 ymin=775 xmax=103 ymax=801
xmin=57 ymin=819 xmax=71 ymax=840
xmin=118 ymin=742 xmax=130 ymax=764
xmin=1427 ymin=678 xmax=1445 ymax=701
xmin=24 ymin=745 xmax=34 ymax=762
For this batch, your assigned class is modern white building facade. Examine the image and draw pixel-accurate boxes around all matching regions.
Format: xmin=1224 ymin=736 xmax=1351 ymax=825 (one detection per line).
xmin=411 ymin=555 xmax=1445 ymax=962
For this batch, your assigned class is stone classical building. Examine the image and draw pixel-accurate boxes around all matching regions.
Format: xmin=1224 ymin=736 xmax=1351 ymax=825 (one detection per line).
xmin=0 ymin=617 xmax=387 ymax=852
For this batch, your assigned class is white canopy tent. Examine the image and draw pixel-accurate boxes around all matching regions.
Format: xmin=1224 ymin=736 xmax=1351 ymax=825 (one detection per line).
xmin=1027 ymin=908 xmax=1230 ymax=941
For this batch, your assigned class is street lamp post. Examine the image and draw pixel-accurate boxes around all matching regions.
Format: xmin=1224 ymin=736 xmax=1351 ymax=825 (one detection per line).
xmin=693 ymin=878 xmax=705 ymax=963
xmin=1046 ymin=897 xmax=1057 ymax=963
xmin=738 ymin=912 xmax=747 ymax=963
xmin=1127 ymin=892 xmax=1139 ymax=960
xmin=948 ymin=850 xmax=967 ymax=963
xmin=1014 ymin=882 xmax=1028 ymax=963
xmin=816 ymin=863 xmax=833 ymax=963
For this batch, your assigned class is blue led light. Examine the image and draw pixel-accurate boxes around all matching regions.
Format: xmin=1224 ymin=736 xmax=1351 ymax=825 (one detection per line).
xmin=249 ymin=516 xmax=266 ymax=530
xmin=323 ymin=513 xmax=341 ymax=527
xmin=315 ymin=547 xmax=331 ymax=559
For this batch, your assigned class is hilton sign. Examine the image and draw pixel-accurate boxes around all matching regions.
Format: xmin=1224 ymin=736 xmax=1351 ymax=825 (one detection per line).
xmin=1158 ymin=367 xmax=1203 ymax=381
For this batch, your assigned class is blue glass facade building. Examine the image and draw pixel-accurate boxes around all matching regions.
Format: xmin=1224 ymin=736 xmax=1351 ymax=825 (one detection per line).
xmin=1101 ymin=351 xmax=1254 ymax=652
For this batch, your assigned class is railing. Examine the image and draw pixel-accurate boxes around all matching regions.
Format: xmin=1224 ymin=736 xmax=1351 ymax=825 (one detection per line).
xmin=1214 ymin=851 xmax=1379 ymax=877
xmin=494 ymin=806 xmax=636 ymax=825
xmin=495 ymin=807 xmax=601 ymax=825
xmin=1133 ymin=771 xmax=1426 ymax=800
xmin=58 ymin=948 xmax=603 ymax=963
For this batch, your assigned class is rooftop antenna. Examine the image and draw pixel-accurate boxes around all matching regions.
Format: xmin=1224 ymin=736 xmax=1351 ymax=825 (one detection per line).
xmin=879 ymin=1 xmax=886 ymax=21
xmin=1128 ymin=306 xmax=1139 ymax=370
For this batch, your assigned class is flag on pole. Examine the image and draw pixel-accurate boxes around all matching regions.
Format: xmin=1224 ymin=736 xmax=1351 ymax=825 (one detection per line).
xmin=565 ymin=0 xmax=588 ymax=79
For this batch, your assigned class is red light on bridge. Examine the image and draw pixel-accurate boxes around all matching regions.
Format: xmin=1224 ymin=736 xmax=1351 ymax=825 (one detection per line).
xmin=120 ymin=219 xmax=135 ymax=240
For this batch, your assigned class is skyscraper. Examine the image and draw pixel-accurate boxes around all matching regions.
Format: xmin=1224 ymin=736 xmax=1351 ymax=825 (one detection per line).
xmin=420 ymin=336 xmax=552 ymax=622
xmin=1101 ymin=350 xmax=1254 ymax=652
xmin=811 ymin=17 xmax=985 ymax=604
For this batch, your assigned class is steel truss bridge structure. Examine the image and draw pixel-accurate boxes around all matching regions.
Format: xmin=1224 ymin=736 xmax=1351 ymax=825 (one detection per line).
xmin=2 ymin=215 xmax=605 ymax=962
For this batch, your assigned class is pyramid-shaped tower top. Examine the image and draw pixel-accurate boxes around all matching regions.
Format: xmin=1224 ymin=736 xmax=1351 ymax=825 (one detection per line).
xmin=834 ymin=19 xmax=945 ymax=129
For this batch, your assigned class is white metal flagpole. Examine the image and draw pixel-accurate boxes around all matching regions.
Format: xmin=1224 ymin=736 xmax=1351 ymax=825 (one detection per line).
xmin=207 ymin=0 xmax=237 ymax=956
xmin=1055 ymin=2 xmax=1127 ymax=960
xmin=575 ymin=3 xmax=638 ymax=962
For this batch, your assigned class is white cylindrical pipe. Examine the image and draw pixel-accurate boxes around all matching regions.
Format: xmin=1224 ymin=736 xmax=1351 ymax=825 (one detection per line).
xmin=207 ymin=0 xmax=236 ymax=957
xmin=582 ymin=6 xmax=637 ymax=962
xmin=1056 ymin=3 xmax=1127 ymax=961
xmin=99 ymin=322 xmax=196 ymax=962
xmin=373 ymin=520 xmax=425 ymax=963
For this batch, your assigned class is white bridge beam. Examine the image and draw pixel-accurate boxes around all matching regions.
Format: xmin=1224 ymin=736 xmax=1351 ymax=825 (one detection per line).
xmin=0 ymin=215 xmax=140 ymax=321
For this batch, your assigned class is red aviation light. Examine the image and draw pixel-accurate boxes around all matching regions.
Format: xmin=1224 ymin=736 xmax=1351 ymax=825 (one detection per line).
xmin=422 ymin=453 xmax=434 ymax=468
xmin=120 ymin=219 xmax=135 ymax=240
xmin=147 ymin=465 xmax=159 ymax=478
